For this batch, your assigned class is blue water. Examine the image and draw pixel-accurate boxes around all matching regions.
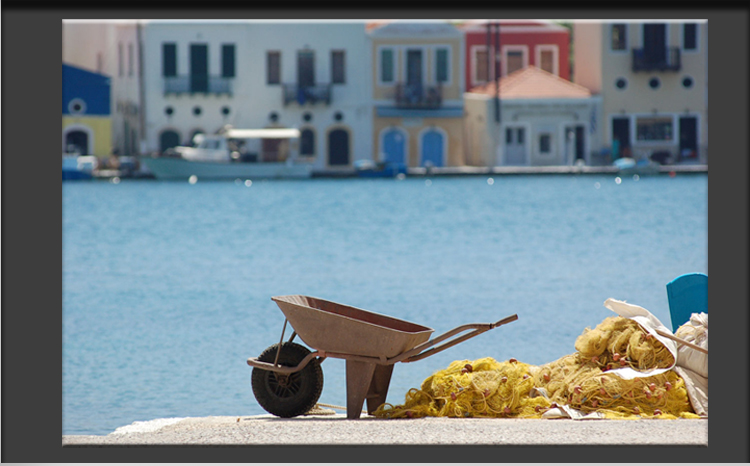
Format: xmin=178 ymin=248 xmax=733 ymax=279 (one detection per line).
xmin=63 ymin=174 xmax=707 ymax=435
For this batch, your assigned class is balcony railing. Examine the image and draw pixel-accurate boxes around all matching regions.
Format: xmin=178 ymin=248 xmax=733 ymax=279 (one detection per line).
xmin=632 ymin=47 xmax=681 ymax=72
xmin=282 ymin=84 xmax=332 ymax=106
xmin=163 ymin=76 xmax=233 ymax=95
xmin=394 ymin=82 xmax=442 ymax=109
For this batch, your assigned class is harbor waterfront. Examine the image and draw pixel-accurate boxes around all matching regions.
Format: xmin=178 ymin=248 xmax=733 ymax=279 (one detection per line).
xmin=62 ymin=173 xmax=707 ymax=436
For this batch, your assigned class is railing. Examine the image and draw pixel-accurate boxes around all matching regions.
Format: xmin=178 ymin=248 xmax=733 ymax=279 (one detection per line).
xmin=632 ymin=47 xmax=681 ymax=72
xmin=164 ymin=76 xmax=233 ymax=95
xmin=394 ymin=82 xmax=442 ymax=109
xmin=282 ymin=84 xmax=332 ymax=106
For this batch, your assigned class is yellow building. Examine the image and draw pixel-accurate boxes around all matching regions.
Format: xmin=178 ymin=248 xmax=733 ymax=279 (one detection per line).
xmin=368 ymin=21 xmax=465 ymax=167
xmin=62 ymin=63 xmax=112 ymax=157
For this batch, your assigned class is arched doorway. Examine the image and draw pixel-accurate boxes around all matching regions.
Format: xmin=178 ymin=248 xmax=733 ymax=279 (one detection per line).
xmin=421 ymin=128 xmax=445 ymax=167
xmin=65 ymin=130 xmax=89 ymax=155
xmin=300 ymin=128 xmax=315 ymax=157
xmin=328 ymin=129 xmax=350 ymax=166
xmin=159 ymin=130 xmax=181 ymax=153
xmin=382 ymin=128 xmax=406 ymax=165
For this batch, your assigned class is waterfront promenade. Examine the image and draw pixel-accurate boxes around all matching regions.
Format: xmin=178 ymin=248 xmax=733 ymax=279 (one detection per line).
xmin=62 ymin=413 xmax=707 ymax=446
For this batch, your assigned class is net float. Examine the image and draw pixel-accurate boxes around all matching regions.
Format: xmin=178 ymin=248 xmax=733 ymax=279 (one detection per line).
xmin=665 ymin=382 xmax=672 ymax=391
xmin=612 ymin=353 xmax=621 ymax=361
xmin=619 ymin=359 xmax=628 ymax=366
xmin=600 ymin=388 xmax=606 ymax=396
xmin=633 ymin=406 xmax=640 ymax=414
xmin=591 ymin=356 xmax=599 ymax=363
xmin=592 ymin=400 xmax=599 ymax=408
xmin=501 ymin=376 xmax=508 ymax=383
xmin=450 ymin=392 xmax=457 ymax=401
xmin=523 ymin=374 xmax=530 ymax=380
xmin=654 ymin=409 xmax=662 ymax=416
xmin=574 ymin=386 xmax=582 ymax=394
xmin=509 ymin=358 xmax=517 ymax=364
xmin=464 ymin=364 xmax=473 ymax=372
xmin=504 ymin=407 xmax=511 ymax=414
xmin=649 ymin=383 xmax=656 ymax=392
xmin=543 ymin=373 xmax=551 ymax=382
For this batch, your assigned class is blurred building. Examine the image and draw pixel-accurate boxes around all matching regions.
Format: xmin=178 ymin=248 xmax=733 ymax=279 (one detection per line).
xmin=62 ymin=20 xmax=143 ymax=156
xmin=574 ymin=21 xmax=708 ymax=164
xmin=140 ymin=20 xmax=373 ymax=173
xmin=62 ymin=64 xmax=112 ymax=156
xmin=464 ymin=66 xmax=601 ymax=166
xmin=369 ymin=21 xmax=465 ymax=168
xmin=458 ymin=20 xmax=571 ymax=92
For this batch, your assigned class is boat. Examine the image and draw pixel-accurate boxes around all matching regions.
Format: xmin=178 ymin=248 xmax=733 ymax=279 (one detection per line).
xmin=62 ymin=154 xmax=98 ymax=181
xmin=613 ymin=157 xmax=661 ymax=176
xmin=142 ymin=127 xmax=313 ymax=180
xmin=354 ymin=159 xmax=407 ymax=178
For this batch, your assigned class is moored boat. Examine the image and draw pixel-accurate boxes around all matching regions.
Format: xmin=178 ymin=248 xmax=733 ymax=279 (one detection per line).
xmin=142 ymin=127 xmax=313 ymax=180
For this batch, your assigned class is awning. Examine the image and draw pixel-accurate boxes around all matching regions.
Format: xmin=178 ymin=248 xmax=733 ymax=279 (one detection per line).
xmin=225 ymin=128 xmax=301 ymax=139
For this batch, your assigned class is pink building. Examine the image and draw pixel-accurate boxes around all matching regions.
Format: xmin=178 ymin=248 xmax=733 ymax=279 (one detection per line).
xmin=458 ymin=20 xmax=570 ymax=92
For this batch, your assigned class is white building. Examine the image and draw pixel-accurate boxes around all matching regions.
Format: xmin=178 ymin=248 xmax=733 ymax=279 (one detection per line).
xmin=140 ymin=20 xmax=373 ymax=172
xmin=464 ymin=66 xmax=602 ymax=166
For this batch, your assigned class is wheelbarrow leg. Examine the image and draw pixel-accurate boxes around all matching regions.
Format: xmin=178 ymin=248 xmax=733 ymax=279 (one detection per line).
xmin=345 ymin=360 xmax=377 ymax=419
xmin=366 ymin=364 xmax=394 ymax=415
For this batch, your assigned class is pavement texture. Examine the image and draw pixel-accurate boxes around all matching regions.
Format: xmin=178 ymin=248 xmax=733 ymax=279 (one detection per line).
xmin=62 ymin=414 xmax=708 ymax=446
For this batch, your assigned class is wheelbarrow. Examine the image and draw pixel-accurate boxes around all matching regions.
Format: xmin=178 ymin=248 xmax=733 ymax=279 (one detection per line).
xmin=247 ymin=295 xmax=518 ymax=419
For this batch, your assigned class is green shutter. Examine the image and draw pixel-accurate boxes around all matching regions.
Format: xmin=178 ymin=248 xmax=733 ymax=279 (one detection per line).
xmin=436 ymin=49 xmax=448 ymax=82
xmin=222 ymin=44 xmax=235 ymax=78
xmin=381 ymin=49 xmax=393 ymax=82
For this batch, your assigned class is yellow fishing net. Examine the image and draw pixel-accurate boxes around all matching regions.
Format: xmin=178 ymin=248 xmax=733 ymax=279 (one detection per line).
xmin=373 ymin=316 xmax=700 ymax=420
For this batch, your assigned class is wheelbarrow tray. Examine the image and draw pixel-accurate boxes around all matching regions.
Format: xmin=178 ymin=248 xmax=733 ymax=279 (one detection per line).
xmin=272 ymin=295 xmax=434 ymax=359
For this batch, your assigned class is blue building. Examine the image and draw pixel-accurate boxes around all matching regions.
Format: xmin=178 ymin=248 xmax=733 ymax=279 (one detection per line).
xmin=62 ymin=63 xmax=112 ymax=156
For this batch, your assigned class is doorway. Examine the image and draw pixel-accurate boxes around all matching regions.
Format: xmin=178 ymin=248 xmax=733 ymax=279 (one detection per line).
xmin=65 ymin=130 xmax=89 ymax=155
xmin=328 ymin=129 xmax=350 ymax=166
xmin=643 ymin=24 xmax=667 ymax=65
xmin=190 ymin=44 xmax=208 ymax=93
xmin=421 ymin=129 xmax=445 ymax=167
xmin=612 ymin=117 xmax=631 ymax=158
xmin=563 ymin=124 xmax=586 ymax=164
xmin=504 ymin=126 xmax=526 ymax=165
xmin=382 ymin=128 xmax=406 ymax=165
xmin=297 ymin=51 xmax=315 ymax=87
xmin=679 ymin=116 xmax=698 ymax=160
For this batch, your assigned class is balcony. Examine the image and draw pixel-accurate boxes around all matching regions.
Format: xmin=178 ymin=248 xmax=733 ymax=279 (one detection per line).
xmin=632 ymin=47 xmax=681 ymax=72
xmin=394 ymin=82 xmax=442 ymax=109
xmin=282 ymin=84 xmax=332 ymax=106
xmin=163 ymin=76 xmax=233 ymax=95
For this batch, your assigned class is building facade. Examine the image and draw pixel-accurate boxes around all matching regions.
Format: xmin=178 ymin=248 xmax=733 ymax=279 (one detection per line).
xmin=464 ymin=66 xmax=601 ymax=167
xmin=62 ymin=64 xmax=112 ymax=157
xmin=459 ymin=20 xmax=571 ymax=92
xmin=140 ymin=20 xmax=373 ymax=172
xmin=574 ymin=21 xmax=708 ymax=163
xmin=369 ymin=21 xmax=465 ymax=168
xmin=62 ymin=20 xmax=143 ymax=156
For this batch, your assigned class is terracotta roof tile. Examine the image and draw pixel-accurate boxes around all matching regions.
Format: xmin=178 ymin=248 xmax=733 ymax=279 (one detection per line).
xmin=467 ymin=66 xmax=592 ymax=99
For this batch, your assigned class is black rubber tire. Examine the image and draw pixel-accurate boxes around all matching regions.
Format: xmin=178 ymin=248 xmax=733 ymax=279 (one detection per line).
xmin=251 ymin=342 xmax=324 ymax=418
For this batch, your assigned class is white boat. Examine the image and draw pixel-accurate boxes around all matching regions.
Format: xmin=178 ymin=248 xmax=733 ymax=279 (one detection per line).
xmin=143 ymin=127 xmax=313 ymax=180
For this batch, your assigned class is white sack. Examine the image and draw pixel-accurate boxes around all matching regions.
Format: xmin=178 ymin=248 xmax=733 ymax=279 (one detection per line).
xmin=674 ymin=313 xmax=708 ymax=378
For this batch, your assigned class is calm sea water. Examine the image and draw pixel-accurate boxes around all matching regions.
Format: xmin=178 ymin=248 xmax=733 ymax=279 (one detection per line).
xmin=62 ymin=174 xmax=707 ymax=435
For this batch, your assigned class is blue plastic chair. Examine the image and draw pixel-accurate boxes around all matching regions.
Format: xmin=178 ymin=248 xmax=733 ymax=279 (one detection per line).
xmin=666 ymin=273 xmax=708 ymax=332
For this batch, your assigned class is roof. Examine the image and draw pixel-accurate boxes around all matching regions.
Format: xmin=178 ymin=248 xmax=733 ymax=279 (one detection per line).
xmin=368 ymin=20 xmax=461 ymax=38
xmin=457 ymin=19 xmax=569 ymax=33
xmin=467 ymin=66 xmax=592 ymax=100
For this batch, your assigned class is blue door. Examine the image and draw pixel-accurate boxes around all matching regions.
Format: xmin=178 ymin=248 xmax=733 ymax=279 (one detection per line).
xmin=421 ymin=129 xmax=444 ymax=167
xmin=383 ymin=129 xmax=405 ymax=165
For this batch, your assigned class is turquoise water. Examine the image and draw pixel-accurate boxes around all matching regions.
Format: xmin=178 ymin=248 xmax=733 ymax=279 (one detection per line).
xmin=62 ymin=174 xmax=707 ymax=435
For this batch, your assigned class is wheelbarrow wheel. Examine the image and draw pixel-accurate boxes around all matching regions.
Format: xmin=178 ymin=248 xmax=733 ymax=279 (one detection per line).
xmin=251 ymin=342 xmax=324 ymax=418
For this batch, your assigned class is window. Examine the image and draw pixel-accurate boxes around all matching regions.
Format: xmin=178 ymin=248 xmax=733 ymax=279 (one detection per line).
xmin=436 ymin=48 xmax=449 ymax=83
xmin=636 ymin=116 xmax=673 ymax=142
xmin=539 ymin=134 xmax=551 ymax=154
xmin=380 ymin=48 xmax=394 ymax=84
xmin=683 ymin=23 xmax=697 ymax=50
xmin=267 ymin=51 xmax=281 ymax=85
xmin=163 ymin=43 xmax=177 ymax=77
xmin=506 ymin=50 xmax=524 ymax=75
xmin=682 ymin=76 xmax=694 ymax=88
xmin=300 ymin=128 xmax=315 ymax=156
xmin=118 ymin=42 xmax=124 ymax=77
xmin=611 ymin=24 xmax=627 ymax=51
xmin=474 ymin=48 xmax=491 ymax=83
xmin=331 ymin=50 xmax=345 ymax=84
xmin=615 ymin=77 xmax=627 ymax=89
xmin=505 ymin=128 xmax=512 ymax=144
xmin=540 ymin=50 xmax=554 ymax=74
xmin=128 ymin=43 xmax=134 ymax=76
xmin=222 ymin=44 xmax=235 ymax=78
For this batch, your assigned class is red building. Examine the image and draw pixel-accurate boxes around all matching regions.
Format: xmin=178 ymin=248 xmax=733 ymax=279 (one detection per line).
xmin=458 ymin=20 xmax=570 ymax=92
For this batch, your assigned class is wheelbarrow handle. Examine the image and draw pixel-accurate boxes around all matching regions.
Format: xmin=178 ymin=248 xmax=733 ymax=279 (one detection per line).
xmin=390 ymin=313 xmax=519 ymax=364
